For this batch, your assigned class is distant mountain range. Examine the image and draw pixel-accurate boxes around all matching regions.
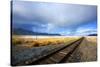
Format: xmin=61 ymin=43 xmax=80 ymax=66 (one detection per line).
xmin=88 ymin=34 xmax=97 ymax=36
xmin=12 ymin=28 xmax=97 ymax=36
xmin=12 ymin=28 xmax=61 ymax=36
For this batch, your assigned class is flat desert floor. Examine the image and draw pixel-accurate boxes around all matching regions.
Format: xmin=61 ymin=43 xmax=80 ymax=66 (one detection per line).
xmin=66 ymin=36 xmax=97 ymax=62
xmin=11 ymin=36 xmax=97 ymax=65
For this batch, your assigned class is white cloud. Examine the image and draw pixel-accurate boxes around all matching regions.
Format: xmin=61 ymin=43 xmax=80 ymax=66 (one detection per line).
xmin=59 ymin=31 xmax=71 ymax=35
xmin=75 ymin=27 xmax=97 ymax=36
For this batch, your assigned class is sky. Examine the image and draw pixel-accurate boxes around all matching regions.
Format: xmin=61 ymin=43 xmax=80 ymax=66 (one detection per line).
xmin=12 ymin=1 xmax=97 ymax=36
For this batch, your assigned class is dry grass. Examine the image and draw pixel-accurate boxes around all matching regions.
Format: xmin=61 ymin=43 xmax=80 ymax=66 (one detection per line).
xmin=12 ymin=35 xmax=81 ymax=65
xmin=85 ymin=36 xmax=97 ymax=43
xmin=12 ymin=35 xmax=80 ymax=48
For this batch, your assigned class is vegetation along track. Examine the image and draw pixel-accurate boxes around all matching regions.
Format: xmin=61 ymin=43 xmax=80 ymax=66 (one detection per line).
xmin=15 ymin=37 xmax=84 ymax=66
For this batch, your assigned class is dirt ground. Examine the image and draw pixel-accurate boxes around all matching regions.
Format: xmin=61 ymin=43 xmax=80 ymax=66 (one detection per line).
xmin=11 ymin=36 xmax=97 ymax=65
xmin=66 ymin=36 xmax=97 ymax=62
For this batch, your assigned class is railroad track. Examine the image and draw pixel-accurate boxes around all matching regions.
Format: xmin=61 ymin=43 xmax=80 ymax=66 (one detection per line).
xmin=28 ymin=37 xmax=84 ymax=65
xmin=15 ymin=37 xmax=84 ymax=66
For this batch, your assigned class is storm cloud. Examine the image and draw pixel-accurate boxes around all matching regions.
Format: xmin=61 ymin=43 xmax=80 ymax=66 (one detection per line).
xmin=12 ymin=1 xmax=97 ymax=35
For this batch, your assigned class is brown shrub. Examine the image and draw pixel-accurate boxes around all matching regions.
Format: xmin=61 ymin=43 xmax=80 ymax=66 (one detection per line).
xmin=33 ymin=42 xmax=39 ymax=47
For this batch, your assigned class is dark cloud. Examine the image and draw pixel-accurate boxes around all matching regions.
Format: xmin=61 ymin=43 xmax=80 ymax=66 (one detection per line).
xmin=12 ymin=1 xmax=97 ymax=35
